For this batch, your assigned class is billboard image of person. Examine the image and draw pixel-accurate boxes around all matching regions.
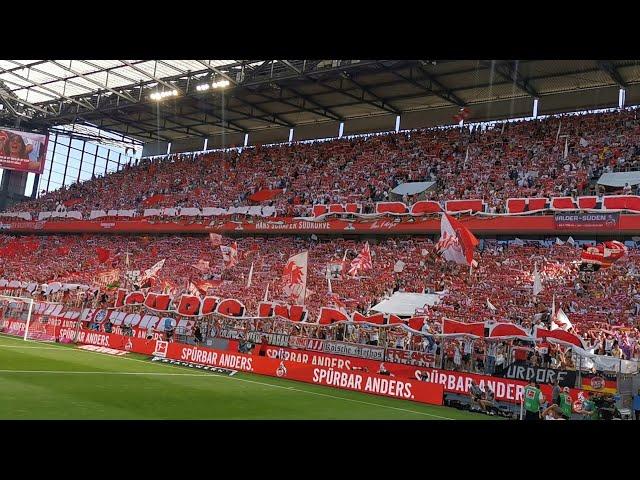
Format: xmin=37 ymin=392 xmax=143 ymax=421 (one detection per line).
xmin=0 ymin=128 xmax=49 ymax=174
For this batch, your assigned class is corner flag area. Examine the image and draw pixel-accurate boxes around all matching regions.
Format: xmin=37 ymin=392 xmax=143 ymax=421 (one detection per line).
xmin=0 ymin=334 xmax=490 ymax=420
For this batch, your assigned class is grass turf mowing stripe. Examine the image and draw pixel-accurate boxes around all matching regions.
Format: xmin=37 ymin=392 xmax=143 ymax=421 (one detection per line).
xmin=0 ymin=334 xmax=491 ymax=420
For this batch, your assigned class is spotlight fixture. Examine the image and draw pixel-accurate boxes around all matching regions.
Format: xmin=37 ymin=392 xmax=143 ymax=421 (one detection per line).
xmin=150 ymin=90 xmax=178 ymax=101
xmin=196 ymin=80 xmax=231 ymax=93
xmin=212 ymin=79 xmax=230 ymax=89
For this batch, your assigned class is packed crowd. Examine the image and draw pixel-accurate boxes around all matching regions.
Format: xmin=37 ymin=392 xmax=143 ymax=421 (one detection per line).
xmin=1 ymin=234 xmax=640 ymax=362
xmin=8 ymin=109 xmax=640 ymax=218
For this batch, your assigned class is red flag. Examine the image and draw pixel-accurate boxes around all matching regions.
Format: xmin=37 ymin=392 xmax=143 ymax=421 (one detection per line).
xmin=220 ymin=243 xmax=238 ymax=268
xmin=442 ymin=319 xmax=485 ymax=337
xmin=435 ymin=214 xmax=479 ymax=266
xmin=348 ymin=242 xmax=373 ymax=276
xmin=282 ymin=251 xmax=308 ymax=304
xmin=96 ymin=247 xmax=110 ymax=264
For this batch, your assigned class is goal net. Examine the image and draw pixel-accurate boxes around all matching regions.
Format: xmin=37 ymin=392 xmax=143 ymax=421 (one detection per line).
xmin=0 ymin=295 xmax=80 ymax=342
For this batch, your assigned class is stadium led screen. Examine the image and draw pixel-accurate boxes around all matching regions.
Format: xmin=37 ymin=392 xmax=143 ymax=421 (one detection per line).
xmin=0 ymin=127 xmax=49 ymax=174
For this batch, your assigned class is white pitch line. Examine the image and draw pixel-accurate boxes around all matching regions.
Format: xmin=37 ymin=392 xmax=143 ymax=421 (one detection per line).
xmin=0 ymin=345 xmax=65 ymax=350
xmin=0 ymin=369 xmax=213 ymax=377
xmin=0 ymin=334 xmax=456 ymax=420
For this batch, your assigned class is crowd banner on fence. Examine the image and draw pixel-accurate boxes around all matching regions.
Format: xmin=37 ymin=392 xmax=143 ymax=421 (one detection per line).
xmin=498 ymin=361 xmax=577 ymax=387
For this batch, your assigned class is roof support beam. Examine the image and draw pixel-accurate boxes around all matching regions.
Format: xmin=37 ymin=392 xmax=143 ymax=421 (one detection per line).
xmin=327 ymin=74 xmax=401 ymax=115
xmin=119 ymin=60 xmax=182 ymax=93
xmin=193 ymin=60 xmax=294 ymax=128
xmin=276 ymin=84 xmax=343 ymax=121
xmin=413 ymin=62 xmax=467 ymax=107
xmin=48 ymin=60 xmax=138 ymax=103
xmin=0 ymin=65 xmax=94 ymax=112
xmin=597 ymin=61 xmax=627 ymax=88
xmin=481 ymin=60 xmax=539 ymax=98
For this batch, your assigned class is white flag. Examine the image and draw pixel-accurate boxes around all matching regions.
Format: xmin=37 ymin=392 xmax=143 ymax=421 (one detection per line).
xmin=486 ymin=298 xmax=497 ymax=312
xmin=513 ymin=238 xmax=525 ymax=246
xmin=533 ymin=263 xmax=543 ymax=296
xmin=220 ymin=243 xmax=238 ymax=269
xmin=567 ymin=236 xmax=576 ymax=246
xmin=263 ymin=283 xmax=270 ymax=302
xmin=327 ymin=275 xmax=333 ymax=294
xmin=564 ymin=136 xmax=569 ymax=159
xmin=141 ymin=259 xmax=165 ymax=282
xmin=393 ymin=260 xmax=406 ymax=273
xmin=282 ymin=251 xmax=308 ymax=305
xmin=579 ymin=137 xmax=589 ymax=147
xmin=551 ymin=308 xmax=573 ymax=331
xmin=247 ymin=262 xmax=254 ymax=288
xmin=555 ymin=237 xmax=564 ymax=246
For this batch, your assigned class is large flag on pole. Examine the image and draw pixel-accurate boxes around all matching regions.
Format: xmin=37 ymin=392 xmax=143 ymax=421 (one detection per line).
xmin=435 ymin=213 xmax=479 ymax=266
xmin=348 ymin=242 xmax=373 ymax=276
xmin=220 ymin=243 xmax=239 ymax=269
xmin=282 ymin=251 xmax=308 ymax=304
xmin=247 ymin=262 xmax=254 ymax=287
xmin=486 ymin=298 xmax=497 ymax=312
xmin=533 ymin=263 xmax=543 ymax=296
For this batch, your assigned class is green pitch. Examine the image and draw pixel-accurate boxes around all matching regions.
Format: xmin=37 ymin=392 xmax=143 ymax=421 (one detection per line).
xmin=0 ymin=334 xmax=495 ymax=420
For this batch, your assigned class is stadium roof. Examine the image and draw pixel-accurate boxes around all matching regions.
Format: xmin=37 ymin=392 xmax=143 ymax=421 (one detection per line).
xmin=1 ymin=60 xmax=640 ymax=151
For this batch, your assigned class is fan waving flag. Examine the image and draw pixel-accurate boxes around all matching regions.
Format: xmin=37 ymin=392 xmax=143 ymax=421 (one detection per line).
xmin=220 ymin=243 xmax=239 ymax=269
xmin=140 ymin=259 xmax=166 ymax=283
xmin=435 ymin=213 xmax=479 ymax=266
xmin=209 ymin=233 xmax=222 ymax=247
xmin=532 ymin=263 xmax=543 ymax=296
xmin=192 ymin=259 xmax=210 ymax=272
xmin=348 ymin=242 xmax=373 ymax=276
xmin=282 ymin=251 xmax=308 ymax=304
xmin=551 ymin=307 xmax=574 ymax=331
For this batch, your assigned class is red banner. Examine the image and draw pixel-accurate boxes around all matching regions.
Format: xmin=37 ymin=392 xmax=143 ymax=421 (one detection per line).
xmin=57 ymin=327 xmax=443 ymax=405
xmin=8 ymin=320 xmax=598 ymax=407
xmin=3 ymin=214 xmax=640 ymax=235
xmin=414 ymin=368 xmax=584 ymax=405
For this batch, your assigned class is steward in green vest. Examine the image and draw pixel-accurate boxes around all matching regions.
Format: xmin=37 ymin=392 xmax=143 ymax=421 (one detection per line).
xmin=559 ymin=388 xmax=573 ymax=419
xmin=523 ymin=380 xmax=543 ymax=420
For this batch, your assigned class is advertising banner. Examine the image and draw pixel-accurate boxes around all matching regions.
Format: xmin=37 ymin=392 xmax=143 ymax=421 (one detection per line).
xmin=57 ymin=326 xmax=444 ymax=405
xmin=554 ymin=212 xmax=620 ymax=230
xmin=0 ymin=127 xmax=48 ymax=174
xmin=414 ymin=368 xmax=584 ymax=404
